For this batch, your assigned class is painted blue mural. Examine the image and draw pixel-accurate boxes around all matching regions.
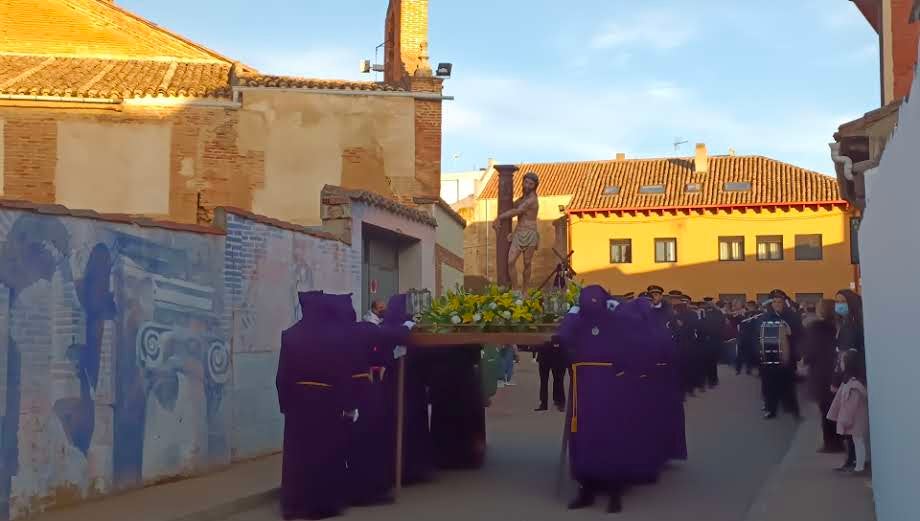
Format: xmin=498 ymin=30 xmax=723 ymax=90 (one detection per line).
xmin=0 ymin=207 xmax=362 ymax=521
xmin=0 ymin=211 xmax=228 ymax=520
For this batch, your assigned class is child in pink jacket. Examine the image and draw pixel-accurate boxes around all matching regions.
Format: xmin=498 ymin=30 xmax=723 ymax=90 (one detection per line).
xmin=827 ymin=349 xmax=869 ymax=474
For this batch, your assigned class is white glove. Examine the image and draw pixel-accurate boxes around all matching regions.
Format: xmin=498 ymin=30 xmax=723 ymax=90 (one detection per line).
xmin=352 ymin=409 xmax=359 ymax=423
xmin=568 ymin=305 xmax=580 ymax=315
xmin=403 ymin=321 xmax=416 ymax=330
xmin=606 ymin=300 xmax=619 ymax=311
xmin=394 ymin=345 xmax=407 ymax=360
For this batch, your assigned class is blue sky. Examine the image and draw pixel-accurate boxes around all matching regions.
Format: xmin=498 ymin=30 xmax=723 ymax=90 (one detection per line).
xmin=121 ymin=0 xmax=880 ymax=174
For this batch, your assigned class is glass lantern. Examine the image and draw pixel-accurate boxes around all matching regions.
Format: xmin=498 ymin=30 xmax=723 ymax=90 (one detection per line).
xmin=419 ymin=289 xmax=432 ymax=314
xmin=405 ymin=289 xmax=419 ymax=317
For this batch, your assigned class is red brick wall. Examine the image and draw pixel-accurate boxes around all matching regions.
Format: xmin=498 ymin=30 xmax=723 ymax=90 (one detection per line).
xmin=2 ymin=117 xmax=57 ymax=203
xmin=892 ymin=0 xmax=920 ymax=100
xmin=413 ymin=95 xmax=442 ymax=200
xmin=0 ymin=104 xmax=264 ymax=223
xmin=384 ymin=0 xmax=429 ymax=85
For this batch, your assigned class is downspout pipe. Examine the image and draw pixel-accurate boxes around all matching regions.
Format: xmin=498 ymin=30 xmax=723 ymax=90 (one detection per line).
xmin=829 ymin=142 xmax=855 ymax=181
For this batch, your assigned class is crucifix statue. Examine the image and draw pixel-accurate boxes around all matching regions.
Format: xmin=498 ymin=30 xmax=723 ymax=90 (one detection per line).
xmin=493 ymin=171 xmax=540 ymax=292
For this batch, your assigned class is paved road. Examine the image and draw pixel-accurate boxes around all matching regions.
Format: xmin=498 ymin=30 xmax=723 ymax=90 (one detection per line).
xmin=226 ymin=362 xmax=798 ymax=521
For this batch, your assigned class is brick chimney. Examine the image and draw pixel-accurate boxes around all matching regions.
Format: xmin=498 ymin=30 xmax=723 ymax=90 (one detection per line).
xmin=384 ymin=0 xmax=433 ymax=85
xmin=384 ymin=0 xmax=443 ymax=201
xmin=615 ymin=153 xmax=626 ymax=161
xmin=694 ymin=143 xmax=709 ymax=174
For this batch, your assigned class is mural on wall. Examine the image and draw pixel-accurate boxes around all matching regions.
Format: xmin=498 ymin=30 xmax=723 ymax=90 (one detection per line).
xmin=0 ymin=208 xmax=365 ymax=520
xmin=0 ymin=212 xmax=228 ymax=521
xmin=223 ymin=213 xmax=360 ymax=461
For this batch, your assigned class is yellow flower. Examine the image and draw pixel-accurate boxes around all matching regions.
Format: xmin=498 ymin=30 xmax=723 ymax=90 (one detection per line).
xmin=462 ymin=312 xmax=475 ymax=324
xmin=512 ymin=306 xmax=532 ymax=322
xmin=482 ymin=310 xmax=496 ymax=322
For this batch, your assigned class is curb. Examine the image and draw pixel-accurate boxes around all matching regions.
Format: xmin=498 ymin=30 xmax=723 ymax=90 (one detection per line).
xmin=170 ymin=488 xmax=279 ymax=521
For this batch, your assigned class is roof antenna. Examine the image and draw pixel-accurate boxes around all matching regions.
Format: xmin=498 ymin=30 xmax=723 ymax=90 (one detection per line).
xmin=673 ymin=137 xmax=688 ymax=152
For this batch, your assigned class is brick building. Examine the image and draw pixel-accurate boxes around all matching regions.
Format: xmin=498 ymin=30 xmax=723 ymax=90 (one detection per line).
xmin=0 ymin=0 xmax=463 ymax=299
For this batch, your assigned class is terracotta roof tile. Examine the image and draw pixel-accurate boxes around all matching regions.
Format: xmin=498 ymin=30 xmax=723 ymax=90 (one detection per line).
xmin=478 ymin=156 xmax=842 ymax=211
xmin=236 ymin=72 xmax=405 ymax=92
xmin=0 ymin=0 xmax=237 ymax=63
xmin=0 ymin=54 xmax=232 ymax=99
xmin=413 ymin=196 xmax=467 ymax=227
xmin=322 ymin=185 xmax=438 ymax=226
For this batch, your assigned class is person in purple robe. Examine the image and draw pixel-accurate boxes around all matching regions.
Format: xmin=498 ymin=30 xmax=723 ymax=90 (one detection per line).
xmin=344 ymin=294 xmax=413 ymax=505
xmin=385 ymin=295 xmax=436 ymax=485
xmin=276 ymin=291 xmax=357 ymax=520
xmin=557 ymin=285 xmax=667 ymax=513
xmin=633 ymin=294 xmax=689 ymax=466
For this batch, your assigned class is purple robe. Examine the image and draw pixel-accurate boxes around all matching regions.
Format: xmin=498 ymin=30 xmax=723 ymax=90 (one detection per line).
xmin=276 ymin=292 xmax=355 ymax=520
xmin=561 ymin=286 xmax=665 ymax=485
xmin=623 ymin=299 xmax=688 ymax=467
xmin=383 ymin=295 xmax=435 ymax=485
xmin=343 ymin=294 xmax=410 ymax=504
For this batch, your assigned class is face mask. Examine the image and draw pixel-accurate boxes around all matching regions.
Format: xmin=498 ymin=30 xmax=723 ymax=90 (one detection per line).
xmin=834 ymin=303 xmax=849 ymax=317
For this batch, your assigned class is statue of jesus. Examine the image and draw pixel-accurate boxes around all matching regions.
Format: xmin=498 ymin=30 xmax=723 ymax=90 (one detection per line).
xmin=493 ymin=171 xmax=540 ymax=292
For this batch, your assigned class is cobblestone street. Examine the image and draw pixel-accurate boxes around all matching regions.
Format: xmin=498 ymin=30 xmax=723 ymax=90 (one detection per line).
xmin=226 ymin=363 xmax=800 ymax=521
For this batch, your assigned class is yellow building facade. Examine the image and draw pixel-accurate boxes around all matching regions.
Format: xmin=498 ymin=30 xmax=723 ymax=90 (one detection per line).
xmin=570 ymin=205 xmax=855 ymax=303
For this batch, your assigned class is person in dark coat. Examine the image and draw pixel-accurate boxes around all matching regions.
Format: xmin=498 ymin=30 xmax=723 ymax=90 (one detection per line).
xmin=671 ymin=293 xmax=700 ymax=397
xmin=344 ymin=294 xmax=414 ymax=506
xmin=735 ymin=301 xmax=761 ymax=375
xmin=755 ymin=290 xmax=802 ymax=420
xmin=558 ymin=286 xmax=666 ymax=514
xmin=802 ymin=299 xmax=844 ymax=453
xmin=276 ymin=291 xmax=356 ymax=520
xmin=535 ymin=343 xmax=567 ymax=412
xmin=700 ymin=297 xmax=724 ymax=388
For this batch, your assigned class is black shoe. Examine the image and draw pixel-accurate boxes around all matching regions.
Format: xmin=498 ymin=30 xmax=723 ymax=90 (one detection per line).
xmin=555 ymin=403 xmax=566 ymax=412
xmin=568 ymin=488 xmax=595 ymax=510
xmin=763 ymin=412 xmax=777 ymax=419
xmin=607 ymin=493 xmax=623 ymax=514
xmin=534 ymin=405 xmax=548 ymax=412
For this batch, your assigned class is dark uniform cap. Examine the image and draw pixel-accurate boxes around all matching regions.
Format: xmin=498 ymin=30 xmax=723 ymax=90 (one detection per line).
xmin=680 ymin=294 xmax=692 ymax=302
xmin=703 ymin=297 xmax=714 ymax=302
xmin=622 ymin=291 xmax=635 ymax=299
xmin=768 ymin=289 xmax=787 ymax=299
xmin=667 ymin=290 xmax=683 ymax=297
xmin=647 ymin=285 xmax=664 ymax=295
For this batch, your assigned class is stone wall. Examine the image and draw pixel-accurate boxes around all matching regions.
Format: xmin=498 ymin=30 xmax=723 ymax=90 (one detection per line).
xmin=0 ymin=201 xmax=360 ymax=520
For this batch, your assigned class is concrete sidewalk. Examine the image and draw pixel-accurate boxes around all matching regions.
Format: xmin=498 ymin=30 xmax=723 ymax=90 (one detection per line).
xmin=29 ymin=455 xmax=280 ymax=521
xmin=744 ymin=408 xmax=877 ymax=521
